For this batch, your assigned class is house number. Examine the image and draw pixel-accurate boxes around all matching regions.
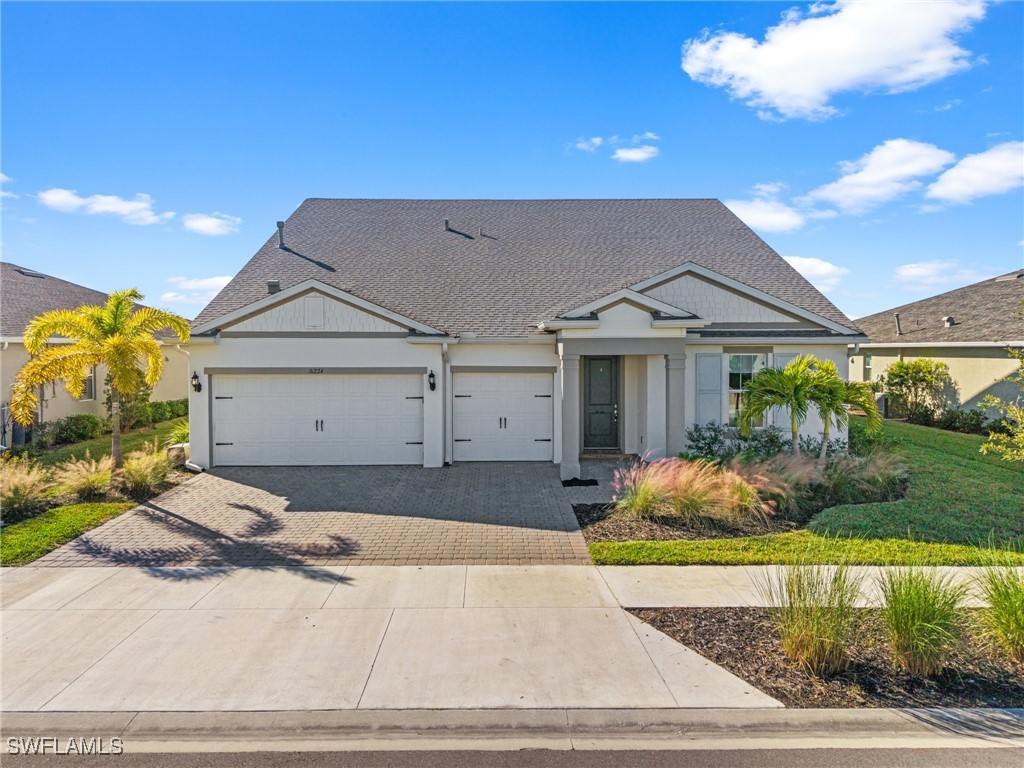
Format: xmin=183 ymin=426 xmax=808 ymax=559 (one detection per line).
xmin=308 ymin=368 xmax=324 ymax=374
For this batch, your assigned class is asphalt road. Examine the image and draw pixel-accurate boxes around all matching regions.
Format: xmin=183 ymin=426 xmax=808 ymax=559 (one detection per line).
xmin=6 ymin=749 xmax=1024 ymax=768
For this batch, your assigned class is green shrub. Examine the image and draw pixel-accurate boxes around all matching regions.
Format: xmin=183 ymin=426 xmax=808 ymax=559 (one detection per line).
xmin=976 ymin=563 xmax=1024 ymax=662
xmin=936 ymin=407 xmax=988 ymax=434
xmin=121 ymin=442 xmax=173 ymax=498
xmin=105 ymin=377 xmax=152 ymax=429
xmin=879 ymin=568 xmax=967 ymax=677
xmin=53 ymin=451 xmax=114 ymax=500
xmin=147 ymin=401 xmax=171 ymax=423
xmin=757 ymin=563 xmax=862 ymax=676
xmin=881 ymin=358 xmax=956 ymax=420
xmin=1 ymin=455 xmax=49 ymax=518
xmin=163 ymin=418 xmax=190 ymax=447
xmin=33 ymin=414 xmax=106 ymax=448
xmin=168 ymin=398 xmax=189 ymax=418
xmin=684 ymin=422 xmax=730 ymax=458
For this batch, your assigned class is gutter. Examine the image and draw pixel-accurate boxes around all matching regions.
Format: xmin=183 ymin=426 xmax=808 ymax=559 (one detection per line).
xmin=855 ymin=341 xmax=1024 ymax=349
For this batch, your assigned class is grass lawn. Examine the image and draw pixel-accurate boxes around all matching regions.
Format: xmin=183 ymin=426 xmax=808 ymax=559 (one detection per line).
xmin=33 ymin=420 xmax=182 ymax=466
xmin=590 ymin=418 xmax=1024 ymax=566
xmin=0 ymin=502 xmax=134 ymax=566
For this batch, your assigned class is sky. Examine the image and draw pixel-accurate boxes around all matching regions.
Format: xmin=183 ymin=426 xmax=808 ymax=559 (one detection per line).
xmin=1 ymin=1 xmax=1022 ymax=321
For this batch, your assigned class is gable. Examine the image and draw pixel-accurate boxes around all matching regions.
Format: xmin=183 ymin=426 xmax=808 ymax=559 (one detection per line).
xmin=222 ymin=291 xmax=406 ymax=334
xmin=643 ymin=273 xmax=808 ymax=327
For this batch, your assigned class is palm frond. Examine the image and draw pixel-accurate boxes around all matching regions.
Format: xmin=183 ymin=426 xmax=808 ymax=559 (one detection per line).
xmin=23 ymin=310 xmax=97 ymax=354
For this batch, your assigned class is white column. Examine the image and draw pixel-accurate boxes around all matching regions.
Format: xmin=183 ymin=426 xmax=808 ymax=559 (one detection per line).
xmin=644 ymin=354 xmax=667 ymax=459
xmin=666 ymin=353 xmax=686 ymax=456
xmin=422 ymin=352 xmax=444 ymax=468
xmin=559 ymin=351 xmax=581 ymax=480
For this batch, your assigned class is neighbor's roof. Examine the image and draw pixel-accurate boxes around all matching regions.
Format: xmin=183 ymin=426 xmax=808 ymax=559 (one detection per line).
xmin=856 ymin=270 xmax=1024 ymax=345
xmin=0 ymin=261 xmax=111 ymax=337
xmin=193 ymin=199 xmax=861 ymax=337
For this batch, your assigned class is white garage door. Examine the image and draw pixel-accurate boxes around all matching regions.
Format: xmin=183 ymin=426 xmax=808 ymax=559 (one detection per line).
xmin=453 ymin=371 xmax=553 ymax=461
xmin=212 ymin=373 xmax=423 ymax=466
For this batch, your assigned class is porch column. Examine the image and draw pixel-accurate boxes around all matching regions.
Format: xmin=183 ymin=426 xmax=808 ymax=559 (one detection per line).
xmin=666 ymin=353 xmax=686 ymax=456
xmin=559 ymin=351 xmax=581 ymax=480
xmin=645 ymin=355 xmax=667 ymax=459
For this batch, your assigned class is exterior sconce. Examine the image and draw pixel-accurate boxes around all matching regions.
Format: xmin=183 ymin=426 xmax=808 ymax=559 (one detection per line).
xmin=428 ymin=370 xmax=436 ymax=391
xmin=191 ymin=372 xmax=202 ymax=393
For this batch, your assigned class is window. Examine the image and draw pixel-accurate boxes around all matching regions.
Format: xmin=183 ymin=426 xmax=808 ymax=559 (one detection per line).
xmin=78 ymin=367 xmax=96 ymax=402
xmin=727 ymin=354 xmax=766 ymax=427
xmin=863 ymin=353 xmax=873 ymax=383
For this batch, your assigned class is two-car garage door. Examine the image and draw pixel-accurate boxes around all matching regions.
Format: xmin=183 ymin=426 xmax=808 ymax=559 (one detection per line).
xmin=212 ymin=374 xmax=424 ymax=466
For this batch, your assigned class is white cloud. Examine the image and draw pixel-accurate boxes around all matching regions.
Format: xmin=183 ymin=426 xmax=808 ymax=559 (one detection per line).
xmin=682 ymin=0 xmax=986 ymax=121
xmin=160 ymin=275 xmax=232 ymax=306
xmin=925 ymin=141 xmax=1024 ymax=204
xmin=0 ymin=173 xmax=18 ymax=199
xmin=783 ymin=256 xmax=850 ymax=293
xmin=631 ymin=131 xmax=661 ymax=143
xmin=575 ymin=137 xmax=604 ymax=152
xmin=800 ymin=139 xmax=955 ymax=214
xmin=892 ymin=259 xmax=988 ymax=291
xmin=37 ymin=188 xmax=174 ymax=225
xmin=725 ymin=183 xmax=805 ymax=232
xmin=182 ymin=211 xmax=242 ymax=236
xmin=933 ymin=99 xmax=962 ymax=112
xmin=612 ymin=145 xmax=659 ymax=163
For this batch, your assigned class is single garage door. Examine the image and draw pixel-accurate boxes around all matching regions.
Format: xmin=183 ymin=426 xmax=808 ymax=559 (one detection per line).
xmin=453 ymin=371 xmax=553 ymax=461
xmin=212 ymin=373 xmax=423 ymax=466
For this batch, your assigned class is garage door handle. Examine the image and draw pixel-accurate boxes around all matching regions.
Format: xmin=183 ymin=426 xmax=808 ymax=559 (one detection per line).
xmin=534 ymin=439 xmax=551 ymax=442
xmin=534 ymin=394 xmax=551 ymax=398
xmin=319 ymin=419 xmax=324 ymax=432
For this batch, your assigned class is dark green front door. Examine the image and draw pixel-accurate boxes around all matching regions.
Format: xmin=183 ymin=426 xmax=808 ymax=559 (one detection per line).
xmin=584 ymin=357 xmax=619 ymax=450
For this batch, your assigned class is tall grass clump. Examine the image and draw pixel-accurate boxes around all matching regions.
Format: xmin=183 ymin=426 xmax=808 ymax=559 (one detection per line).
xmin=1 ymin=455 xmax=49 ymax=518
xmin=53 ymin=451 xmax=113 ymax=500
xmin=975 ymin=561 xmax=1024 ymax=662
xmin=121 ymin=441 xmax=173 ymax=498
xmin=163 ymin=418 xmax=190 ymax=448
xmin=757 ymin=563 xmax=862 ymax=676
xmin=879 ymin=568 xmax=967 ymax=677
xmin=611 ymin=458 xmax=671 ymax=519
xmin=663 ymin=459 xmax=723 ymax=522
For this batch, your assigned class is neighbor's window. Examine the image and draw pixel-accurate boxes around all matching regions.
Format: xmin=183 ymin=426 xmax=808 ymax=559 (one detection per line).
xmin=78 ymin=367 xmax=96 ymax=402
xmin=728 ymin=354 xmax=766 ymax=427
xmin=863 ymin=353 xmax=873 ymax=383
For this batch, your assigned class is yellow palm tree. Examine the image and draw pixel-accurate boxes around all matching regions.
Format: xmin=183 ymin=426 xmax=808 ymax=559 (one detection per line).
xmin=10 ymin=289 xmax=190 ymax=467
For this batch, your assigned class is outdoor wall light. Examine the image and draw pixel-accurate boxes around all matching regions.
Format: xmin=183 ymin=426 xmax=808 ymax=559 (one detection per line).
xmin=191 ymin=372 xmax=202 ymax=393
xmin=428 ymin=370 xmax=436 ymax=391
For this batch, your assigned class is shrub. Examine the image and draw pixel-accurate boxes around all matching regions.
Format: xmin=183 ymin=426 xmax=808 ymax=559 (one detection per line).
xmin=53 ymin=451 xmax=114 ymax=500
xmin=147 ymin=401 xmax=171 ymax=423
xmin=975 ymin=563 xmax=1024 ymax=662
xmin=121 ymin=442 xmax=173 ymax=498
xmin=164 ymin=418 xmax=190 ymax=447
xmin=757 ymin=563 xmax=862 ymax=676
xmin=848 ymin=418 xmax=903 ymax=457
xmin=105 ymin=377 xmax=152 ymax=429
xmin=684 ymin=422 xmax=791 ymax=461
xmin=878 ymin=568 xmax=967 ymax=677
xmin=881 ymin=359 xmax=955 ymax=420
xmin=0 ymin=455 xmax=49 ymax=518
xmin=744 ymin=425 xmax=790 ymax=459
xmin=936 ymin=407 xmax=988 ymax=434
xmin=32 ymin=414 xmax=105 ymax=448
xmin=684 ymin=421 xmax=730 ymax=459
xmin=168 ymin=398 xmax=189 ymax=418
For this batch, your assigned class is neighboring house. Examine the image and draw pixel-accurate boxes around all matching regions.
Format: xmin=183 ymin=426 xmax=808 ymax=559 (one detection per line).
xmin=188 ymin=199 xmax=865 ymax=479
xmin=0 ymin=262 xmax=189 ymax=445
xmin=850 ymin=270 xmax=1024 ymax=413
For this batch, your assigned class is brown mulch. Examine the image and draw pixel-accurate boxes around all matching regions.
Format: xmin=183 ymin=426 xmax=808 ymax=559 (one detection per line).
xmin=631 ymin=607 xmax=1024 ymax=708
xmin=573 ymin=503 xmax=798 ymax=543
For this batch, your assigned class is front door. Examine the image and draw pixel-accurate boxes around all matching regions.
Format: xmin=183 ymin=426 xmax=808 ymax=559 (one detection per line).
xmin=584 ymin=357 xmax=619 ymax=450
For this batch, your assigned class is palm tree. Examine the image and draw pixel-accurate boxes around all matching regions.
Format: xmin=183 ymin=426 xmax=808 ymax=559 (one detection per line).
xmin=738 ymin=355 xmax=818 ymax=456
xmin=811 ymin=359 xmax=883 ymax=466
xmin=10 ymin=289 xmax=190 ymax=468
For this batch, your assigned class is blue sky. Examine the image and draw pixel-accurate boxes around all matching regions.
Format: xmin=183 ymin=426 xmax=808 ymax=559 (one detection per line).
xmin=2 ymin=1 xmax=1021 ymax=320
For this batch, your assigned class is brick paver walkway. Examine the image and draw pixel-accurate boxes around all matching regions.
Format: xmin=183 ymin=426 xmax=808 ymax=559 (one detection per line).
xmin=35 ymin=464 xmax=595 ymax=566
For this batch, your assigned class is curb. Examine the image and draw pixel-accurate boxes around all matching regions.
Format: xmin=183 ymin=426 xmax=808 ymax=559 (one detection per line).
xmin=2 ymin=708 xmax=1022 ymax=753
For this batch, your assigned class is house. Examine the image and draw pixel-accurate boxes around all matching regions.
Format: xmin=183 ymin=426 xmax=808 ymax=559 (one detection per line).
xmin=849 ymin=270 xmax=1024 ymax=414
xmin=188 ymin=199 xmax=865 ymax=479
xmin=0 ymin=262 xmax=189 ymax=445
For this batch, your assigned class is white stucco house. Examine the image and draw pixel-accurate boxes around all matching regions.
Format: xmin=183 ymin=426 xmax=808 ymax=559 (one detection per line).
xmin=187 ymin=199 xmax=865 ymax=479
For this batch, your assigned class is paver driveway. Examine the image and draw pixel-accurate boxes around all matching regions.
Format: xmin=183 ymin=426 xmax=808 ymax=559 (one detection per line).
xmin=35 ymin=463 xmax=597 ymax=566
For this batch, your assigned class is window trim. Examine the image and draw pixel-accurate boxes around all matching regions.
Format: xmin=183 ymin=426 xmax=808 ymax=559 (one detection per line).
xmin=725 ymin=352 xmax=768 ymax=428
xmin=78 ymin=366 xmax=97 ymax=402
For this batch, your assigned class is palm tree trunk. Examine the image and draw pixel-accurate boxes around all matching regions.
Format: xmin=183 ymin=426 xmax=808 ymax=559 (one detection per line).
xmin=817 ymin=418 xmax=831 ymax=468
xmin=791 ymin=412 xmax=801 ymax=457
xmin=111 ymin=389 xmax=123 ymax=469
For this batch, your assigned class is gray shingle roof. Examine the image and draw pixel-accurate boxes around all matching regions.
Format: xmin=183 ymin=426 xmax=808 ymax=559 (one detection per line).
xmin=193 ymin=199 xmax=861 ymax=337
xmin=856 ymin=270 xmax=1024 ymax=344
xmin=1 ymin=262 xmax=111 ymax=337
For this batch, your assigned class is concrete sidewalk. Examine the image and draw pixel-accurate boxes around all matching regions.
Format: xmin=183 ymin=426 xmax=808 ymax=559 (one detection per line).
xmin=1 ymin=565 xmax=778 ymax=713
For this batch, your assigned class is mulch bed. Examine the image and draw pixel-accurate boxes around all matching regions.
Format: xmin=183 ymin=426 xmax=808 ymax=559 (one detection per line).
xmin=631 ymin=607 xmax=1024 ymax=708
xmin=573 ymin=503 xmax=798 ymax=543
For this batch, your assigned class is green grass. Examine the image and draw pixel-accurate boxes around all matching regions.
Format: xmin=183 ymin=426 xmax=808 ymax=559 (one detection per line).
xmin=592 ymin=419 xmax=1024 ymax=565
xmin=809 ymin=420 xmax=1024 ymax=546
xmin=33 ymin=420 xmax=180 ymax=467
xmin=590 ymin=530 xmax=1024 ymax=566
xmin=0 ymin=502 xmax=133 ymax=565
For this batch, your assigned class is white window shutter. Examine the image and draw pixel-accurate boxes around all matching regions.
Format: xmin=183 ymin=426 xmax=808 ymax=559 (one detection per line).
xmin=695 ymin=353 xmax=723 ymax=425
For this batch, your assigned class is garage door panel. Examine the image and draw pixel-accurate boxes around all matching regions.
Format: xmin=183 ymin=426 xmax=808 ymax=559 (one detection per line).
xmin=212 ymin=374 xmax=423 ymax=466
xmin=453 ymin=372 xmax=553 ymax=462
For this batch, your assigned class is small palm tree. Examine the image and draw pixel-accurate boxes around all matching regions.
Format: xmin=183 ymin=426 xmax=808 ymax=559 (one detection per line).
xmin=738 ymin=355 xmax=818 ymax=456
xmin=811 ymin=359 xmax=882 ymax=466
xmin=10 ymin=289 xmax=190 ymax=468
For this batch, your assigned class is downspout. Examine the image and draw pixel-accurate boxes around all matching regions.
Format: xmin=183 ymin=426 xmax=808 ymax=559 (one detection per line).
xmin=173 ymin=343 xmax=203 ymax=474
xmin=442 ymin=342 xmax=452 ymax=465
